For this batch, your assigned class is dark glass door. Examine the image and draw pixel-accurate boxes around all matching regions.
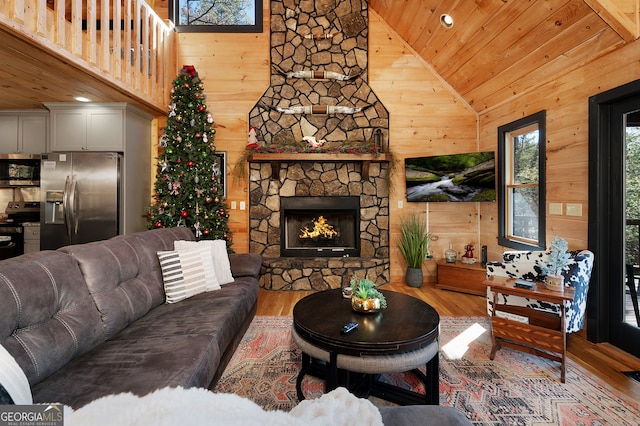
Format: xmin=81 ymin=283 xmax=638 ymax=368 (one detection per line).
xmin=589 ymin=81 xmax=640 ymax=356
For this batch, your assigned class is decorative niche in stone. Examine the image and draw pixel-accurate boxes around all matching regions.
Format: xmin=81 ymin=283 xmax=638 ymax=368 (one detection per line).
xmin=248 ymin=0 xmax=389 ymax=150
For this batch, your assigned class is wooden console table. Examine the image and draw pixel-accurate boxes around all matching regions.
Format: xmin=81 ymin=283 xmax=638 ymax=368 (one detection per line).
xmin=436 ymin=260 xmax=486 ymax=296
xmin=483 ymin=276 xmax=574 ymax=382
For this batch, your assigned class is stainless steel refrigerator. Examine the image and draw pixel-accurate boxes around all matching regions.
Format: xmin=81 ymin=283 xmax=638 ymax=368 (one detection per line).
xmin=40 ymin=152 xmax=121 ymax=250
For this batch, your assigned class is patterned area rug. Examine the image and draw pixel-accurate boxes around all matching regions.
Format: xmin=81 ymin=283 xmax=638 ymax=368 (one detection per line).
xmin=213 ymin=316 xmax=639 ymax=425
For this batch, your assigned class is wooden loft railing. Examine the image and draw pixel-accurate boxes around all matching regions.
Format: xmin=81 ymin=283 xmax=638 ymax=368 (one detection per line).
xmin=0 ymin=0 xmax=174 ymax=112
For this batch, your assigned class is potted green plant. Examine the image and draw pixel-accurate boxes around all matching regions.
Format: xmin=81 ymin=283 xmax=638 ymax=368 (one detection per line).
xmin=397 ymin=214 xmax=432 ymax=287
xmin=541 ymin=235 xmax=572 ymax=292
xmin=350 ymin=275 xmax=387 ymax=313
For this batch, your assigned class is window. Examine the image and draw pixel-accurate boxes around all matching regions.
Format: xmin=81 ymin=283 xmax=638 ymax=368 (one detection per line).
xmin=498 ymin=111 xmax=546 ymax=250
xmin=170 ymin=0 xmax=263 ymax=33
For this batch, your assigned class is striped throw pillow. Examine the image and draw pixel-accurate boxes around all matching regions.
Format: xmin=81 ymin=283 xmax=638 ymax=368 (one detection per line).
xmin=158 ymin=250 xmax=208 ymax=303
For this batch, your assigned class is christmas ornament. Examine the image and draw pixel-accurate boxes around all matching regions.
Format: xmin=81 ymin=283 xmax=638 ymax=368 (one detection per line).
xmin=155 ymin=221 xmax=163 ymax=228
xmin=207 ymin=113 xmax=213 ymax=123
xmin=180 ymin=211 xmax=189 ymax=218
xmin=203 ymin=229 xmax=210 ymax=236
xmin=198 ymin=105 xmax=205 ymax=112
xmin=187 ymin=160 xmax=195 ymax=168
xmin=247 ymin=126 xmax=259 ymax=149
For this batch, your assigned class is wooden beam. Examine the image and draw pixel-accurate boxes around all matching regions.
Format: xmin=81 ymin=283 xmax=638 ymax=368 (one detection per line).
xmin=583 ymin=0 xmax=639 ymax=41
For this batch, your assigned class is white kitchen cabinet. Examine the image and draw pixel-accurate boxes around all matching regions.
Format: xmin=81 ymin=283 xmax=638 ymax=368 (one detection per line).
xmin=45 ymin=103 xmax=128 ymax=152
xmin=0 ymin=111 xmax=48 ymax=154
xmin=44 ymin=102 xmax=154 ymax=234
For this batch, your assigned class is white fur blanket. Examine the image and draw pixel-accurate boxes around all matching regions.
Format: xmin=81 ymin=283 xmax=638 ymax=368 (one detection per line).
xmin=64 ymin=386 xmax=383 ymax=426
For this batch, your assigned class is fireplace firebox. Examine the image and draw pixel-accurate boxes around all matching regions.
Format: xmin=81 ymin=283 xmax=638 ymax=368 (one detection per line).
xmin=281 ymin=196 xmax=360 ymax=257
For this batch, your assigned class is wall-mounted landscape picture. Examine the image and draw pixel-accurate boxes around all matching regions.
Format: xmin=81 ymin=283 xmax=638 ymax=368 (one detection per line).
xmin=405 ymin=151 xmax=496 ymax=202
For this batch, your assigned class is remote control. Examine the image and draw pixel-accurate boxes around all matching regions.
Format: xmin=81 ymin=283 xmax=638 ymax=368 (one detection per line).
xmin=341 ymin=322 xmax=358 ymax=334
xmin=514 ymin=279 xmax=535 ymax=289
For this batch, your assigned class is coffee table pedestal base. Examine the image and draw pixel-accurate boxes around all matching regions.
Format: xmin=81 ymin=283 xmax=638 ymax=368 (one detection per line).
xmin=293 ymin=328 xmax=439 ymax=405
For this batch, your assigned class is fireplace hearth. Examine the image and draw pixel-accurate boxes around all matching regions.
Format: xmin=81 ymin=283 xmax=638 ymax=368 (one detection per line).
xmin=281 ymin=196 xmax=360 ymax=257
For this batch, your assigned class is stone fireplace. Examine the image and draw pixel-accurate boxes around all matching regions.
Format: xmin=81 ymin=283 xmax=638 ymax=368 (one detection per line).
xmin=249 ymin=159 xmax=390 ymax=290
xmin=246 ymin=0 xmax=390 ymax=291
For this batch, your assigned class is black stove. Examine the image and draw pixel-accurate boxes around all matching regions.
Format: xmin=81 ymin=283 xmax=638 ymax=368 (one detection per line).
xmin=6 ymin=201 xmax=40 ymax=224
xmin=0 ymin=201 xmax=40 ymax=259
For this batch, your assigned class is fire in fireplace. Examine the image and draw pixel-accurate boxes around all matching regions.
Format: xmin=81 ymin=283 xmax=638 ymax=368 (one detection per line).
xmin=281 ymin=196 xmax=360 ymax=257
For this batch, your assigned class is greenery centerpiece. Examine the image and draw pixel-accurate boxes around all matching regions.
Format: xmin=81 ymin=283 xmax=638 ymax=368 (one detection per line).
xmin=541 ymin=235 xmax=572 ymax=292
xmin=397 ymin=214 xmax=432 ymax=287
xmin=350 ymin=275 xmax=387 ymax=313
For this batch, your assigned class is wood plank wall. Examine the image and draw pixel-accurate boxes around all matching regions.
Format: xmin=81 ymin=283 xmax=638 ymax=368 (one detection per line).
xmin=479 ymin=35 xmax=640 ymax=260
xmin=176 ymin=1 xmax=640 ymax=284
xmin=176 ymin=6 xmax=480 ymax=283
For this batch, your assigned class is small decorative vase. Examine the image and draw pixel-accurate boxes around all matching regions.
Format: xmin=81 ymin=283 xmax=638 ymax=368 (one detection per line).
xmin=406 ymin=267 xmax=423 ymax=288
xmin=445 ymin=242 xmax=457 ymax=263
xmin=545 ymin=274 xmax=564 ymax=292
xmin=351 ymin=296 xmax=381 ymax=313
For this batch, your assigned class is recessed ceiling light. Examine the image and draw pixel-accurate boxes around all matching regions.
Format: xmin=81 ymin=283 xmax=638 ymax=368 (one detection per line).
xmin=440 ymin=14 xmax=454 ymax=29
xmin=74 ymin=96 xmax=91 ymax=102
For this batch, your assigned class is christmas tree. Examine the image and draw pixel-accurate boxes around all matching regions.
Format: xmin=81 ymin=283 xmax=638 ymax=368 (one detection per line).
xmin=147 ymin=65 xmax=231 ymax=246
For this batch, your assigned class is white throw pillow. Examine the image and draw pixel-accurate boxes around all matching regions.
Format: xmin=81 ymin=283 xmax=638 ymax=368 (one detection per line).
xmin=174 ymin=240 xmax=234 ymax=285
xmin=0 ymin=343 xmax=32 ymax=404
xmin=158 ymin=250 xmax=210 ymax=303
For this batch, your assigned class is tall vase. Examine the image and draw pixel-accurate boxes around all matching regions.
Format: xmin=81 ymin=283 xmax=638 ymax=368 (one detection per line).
xmin=406 ymin=267 xmax=423 ymax=287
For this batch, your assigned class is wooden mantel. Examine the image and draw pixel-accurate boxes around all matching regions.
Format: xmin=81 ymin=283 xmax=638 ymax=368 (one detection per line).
xmin=247 ymin=153 xmax=391 ymax=179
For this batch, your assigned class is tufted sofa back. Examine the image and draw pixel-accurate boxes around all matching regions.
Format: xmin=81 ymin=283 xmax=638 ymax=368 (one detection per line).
xmin=0 ymin=251 xmax=104 ymax=385
xmin=59 ymin=227 xmax=196 ymax=340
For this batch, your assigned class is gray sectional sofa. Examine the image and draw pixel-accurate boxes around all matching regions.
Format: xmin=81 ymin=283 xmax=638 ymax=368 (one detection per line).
xmin=0 ymin=226 xmax=472 ymax=425
xmin=0 ymin=227 xmax=261 ymax=408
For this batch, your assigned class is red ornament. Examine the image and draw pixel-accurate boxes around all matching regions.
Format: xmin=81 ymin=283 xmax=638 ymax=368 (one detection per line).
xmin=198 ymin=105 xmax=205 ymax=112
xmin=220 ymin=210 xmax=225 ymax=216
xmin=203 ymin=229 xmax=210 ymax=235
xmin=184 ymin=83 xmax=190 ymax=89
xmin=155 ymin=221 xmax=163 ymax=228
xmin=177 ymin=158 xmax=182 ymax=164
xmin=187 ymin=160 xmax=195 ymax=168
xmin=180 ymin=211 xmax=189 ymax=218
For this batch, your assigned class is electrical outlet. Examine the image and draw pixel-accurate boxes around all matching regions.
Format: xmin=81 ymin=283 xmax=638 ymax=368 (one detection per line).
xmin=240 ymin=201 xmax=246 ymax=210
xmin=549 ymin=203 xmax=563 ymax=215
xmin=566 ymin=203 xmax=582 ymax=217
xmin=398 ymin=200 xmax=403 ymax=209
xmin=231 ymin=201 xmax=237 ymax=210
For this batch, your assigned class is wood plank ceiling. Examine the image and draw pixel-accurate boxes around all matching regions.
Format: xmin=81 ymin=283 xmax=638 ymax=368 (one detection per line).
xmin=369 ymin=0 xmax=637 ymax=112
xmin=0 ymin=0 xmax=637 ymax=112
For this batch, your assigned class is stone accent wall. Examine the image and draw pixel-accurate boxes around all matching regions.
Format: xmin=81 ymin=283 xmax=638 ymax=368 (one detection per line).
xmin=248 ymin=0 xmax=388 ymax=147
xmin=249 ymin=160 xmax=390 ymax=290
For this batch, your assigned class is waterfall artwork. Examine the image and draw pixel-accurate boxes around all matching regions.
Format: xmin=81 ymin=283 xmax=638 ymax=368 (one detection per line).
xmin=404 ymin=152 xmax=497 ymax=202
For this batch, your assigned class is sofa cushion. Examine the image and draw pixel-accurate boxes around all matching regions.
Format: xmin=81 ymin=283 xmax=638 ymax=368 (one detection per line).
xmin=111 ymin=277 xmax=258 ymax=359
xmin=0 ymin=251 xmax=104 ymax=386
xmin=31 ymin=335 xmax=220 ymax=409
xmin=157 ymin=249 xmax=214 ymax=303
xmin=174 ymin=240 xmax=234 ymax=285
xmin=379 ymin=405 xmax=472 ymax=425
xmin=60 ymin=227 xmax=196 ymax=339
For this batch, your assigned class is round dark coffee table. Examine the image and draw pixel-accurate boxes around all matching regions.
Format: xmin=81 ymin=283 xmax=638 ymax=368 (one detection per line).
xmin=292 ymin=288 xmax=440 ymax=405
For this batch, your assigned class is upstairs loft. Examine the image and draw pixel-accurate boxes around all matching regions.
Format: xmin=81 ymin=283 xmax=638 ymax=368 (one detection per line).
xmin=0 ymin=0 xmax=174 ymax=114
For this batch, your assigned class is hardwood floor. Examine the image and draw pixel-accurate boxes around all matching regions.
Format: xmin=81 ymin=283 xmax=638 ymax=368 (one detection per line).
xmin=256 ymin=280 xmax=640 ymax=402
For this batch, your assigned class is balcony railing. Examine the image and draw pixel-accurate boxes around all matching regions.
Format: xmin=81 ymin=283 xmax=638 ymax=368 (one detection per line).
xmin=0 ymin=0 xmax=174 ymax=111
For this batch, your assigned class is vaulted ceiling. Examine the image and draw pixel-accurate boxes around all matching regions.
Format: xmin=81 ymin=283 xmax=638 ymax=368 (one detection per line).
xmin=369 ymin=0 xmax=638 ymax=111
xmin=0 ymin=0 xmax=637 ymax=112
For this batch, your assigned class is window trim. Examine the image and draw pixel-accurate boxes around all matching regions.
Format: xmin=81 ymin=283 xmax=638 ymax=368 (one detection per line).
xmin=497 ymin=110 xmax=547 ymax=251
xmin=169 ymin=0 xmax=263 ymax=33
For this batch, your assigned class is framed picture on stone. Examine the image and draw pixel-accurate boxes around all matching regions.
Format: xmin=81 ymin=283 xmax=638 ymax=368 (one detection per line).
xmin=213 ymin=152 xmax=227 ymax=199
xmin=171 ymin=0 xmax=263 ymax=33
